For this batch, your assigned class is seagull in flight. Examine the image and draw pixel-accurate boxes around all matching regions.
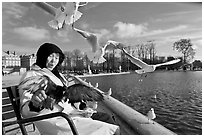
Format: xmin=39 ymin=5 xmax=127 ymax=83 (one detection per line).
xmin=107 ymin=41 xmax=181 ymax=80
xmin=121 ymin=47 xmax=180 ymax=74
xmin=73 ymin=27 xmax=120 ymax=64
xmin=34 ymin=2 xmax=87 ymax=30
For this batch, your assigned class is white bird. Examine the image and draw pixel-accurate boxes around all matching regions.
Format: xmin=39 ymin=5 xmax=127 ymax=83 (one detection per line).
xmin=49 ymin=2 xmax=88 ymax=30
xmin=88 ymin=65 xmax=92 ymax=74
xmin=33 ymin=2 xmax=87 ymax=30
xmin=152 ymin=94 xmax=157 ymax=102
xmin=104 ymin=88 xmax=112 ymax=96
xmin=147 ymin=108 xmax=156 ymax=123
xmin=121 ymin=48 xmax=181 ymax=74
xmin=73 ymin=27 xmax=119 ymax=64
xmin=119 ymin=66 xmax=122 ymax=72
xmin=95 ymin=83 xmax=99 ymax=88
xmin=88 ymin=82 xmax=92 ymax=87
xmin=153 ymin=94 xmax=157 ymax=99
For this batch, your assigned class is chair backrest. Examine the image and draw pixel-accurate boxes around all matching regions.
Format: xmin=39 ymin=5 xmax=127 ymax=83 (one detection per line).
xmin=6 ymin=86 xmax=22 ymax=120
xmin=2 ymin=86 xmax=22 ymax=133
xmin=2 ymin=87 xmax=16 ymax=121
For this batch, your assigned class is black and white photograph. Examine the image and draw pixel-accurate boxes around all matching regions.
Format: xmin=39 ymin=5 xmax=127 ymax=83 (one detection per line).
xmin=2 ymin=1 xmax=202 ymax=135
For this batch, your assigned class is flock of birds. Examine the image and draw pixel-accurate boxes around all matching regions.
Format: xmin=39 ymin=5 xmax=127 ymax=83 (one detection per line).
xmin=25 ymin=2 xmax=182 ymax=122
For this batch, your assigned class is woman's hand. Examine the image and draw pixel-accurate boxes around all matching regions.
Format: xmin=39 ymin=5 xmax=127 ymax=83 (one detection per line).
xmin=31 ymin=89 xmax=47 ymax=108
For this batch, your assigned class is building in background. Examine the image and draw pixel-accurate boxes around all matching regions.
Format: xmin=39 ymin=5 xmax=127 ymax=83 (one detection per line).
xmin=2 ymin=51 xmax=36 ymax=75
xmin=20 ymin=54 xmax=36 ymax=71
xmin=2 ymin=51 xmax=21 ymax=68
xmin=2 ymin=51 xmax=21 ymax=75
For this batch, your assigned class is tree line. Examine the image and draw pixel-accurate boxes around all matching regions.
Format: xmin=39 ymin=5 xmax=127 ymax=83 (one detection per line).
xmin=61 ymin=38 xmax=199 ymax=74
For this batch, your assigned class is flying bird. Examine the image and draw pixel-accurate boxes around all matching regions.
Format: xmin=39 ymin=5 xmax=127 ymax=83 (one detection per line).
xmin=73 ymin=27 xmax=120 ymax=64
xmin=19 ymin=75 xmax=104 ymax=110
xmin=34 ymin=2 xmax=87 ymax=30
xmin=48 ymin=2 xmax=87 ymax=30
xmin=120 ymin=48 xmax=181 ymax=74
xmin=147 ymin=108 xmax=156 ymax=124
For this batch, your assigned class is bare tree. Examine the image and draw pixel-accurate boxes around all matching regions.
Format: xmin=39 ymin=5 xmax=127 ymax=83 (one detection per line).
xmin=72 ymin=49 xmax=84 ymax=72
xmin=147 ymin=40 xmax=156 ymax=64
xmin=63 ymin=51 xmax=73 ymax=70
xmin=173 ymin=39 xmax=196 ymax=64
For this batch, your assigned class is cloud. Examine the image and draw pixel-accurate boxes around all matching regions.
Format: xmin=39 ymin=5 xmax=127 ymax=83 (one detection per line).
xmin=161 ymin=10 xmax=200 ymax=17
xmin=113 ymin=21 xmax=188 ymax=40
xmin=2 ymin=43 xmax=36 ymax=54
xmin=55 ymin=30 xmax=71 ymax=43
xmin=113 ymin=22 xmax=147 ymax=38
xmin=13 ymin=26 xmax=50 ymax=41
xmin=80 ymin=23 xmax=90 ymax=29
xmin=83 ymin=2 xmax=102 ymax=11
xmin=95 ymin=29 xmax=113 ymax=40
xmin=2 ymin=2 xmax=29 ymax=27
xmin=141 ymin=25 xmax=188 ymax=37
xmin=84 ymin=28 xmax=114 ymax=43
xmin=2 ymin=2 xmax=28 ymax=19
xmin=191 ymin=39 xmax=202 ymax=50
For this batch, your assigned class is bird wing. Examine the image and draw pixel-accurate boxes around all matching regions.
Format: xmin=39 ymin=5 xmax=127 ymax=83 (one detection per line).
xmin=71 ymin=2 xmax=87 ymax=22
xmin=64 ymin=83 xmax=104 ymax=103
xmin=48 ymin=20 xmax=59 ymax=30
xmin=154 ymin=59 xmax=181 ymax=67
xmin=103 ymin=40 xmax=119 ymax=52
xmin=73 ymin=28 xmax=99 ymax=52
xmin=86 ymin=50 xmax=95 ymax=61
xmin=34 ymin=2 xmax=66 ymax=29
xmin=33 ymin=2 xmax=57 ymax=16
xmin=61 ymin=2 xmax=81 ymax=25
xmin=76 ymin=2 xmax=88 ymax=7
xmin=62 ymin=2 xmax=75 ymax=15
xmin=122 ymin=48 xmax=148 ymax=69
xmin=68 ymin=10 xmax=82 ymax=25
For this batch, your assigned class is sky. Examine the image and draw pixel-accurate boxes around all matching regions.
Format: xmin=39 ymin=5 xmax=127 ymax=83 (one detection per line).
xmin=2 ymin=1 xmax=202 ymax=61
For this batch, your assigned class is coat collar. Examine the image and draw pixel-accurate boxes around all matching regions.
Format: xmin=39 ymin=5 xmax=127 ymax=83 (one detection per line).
xmin=31 ymin=64 xmax=64 ymax=87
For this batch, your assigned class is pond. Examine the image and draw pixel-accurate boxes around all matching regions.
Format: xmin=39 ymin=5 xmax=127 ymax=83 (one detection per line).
xmin=81 ymin=71 xmax=202 ymax=135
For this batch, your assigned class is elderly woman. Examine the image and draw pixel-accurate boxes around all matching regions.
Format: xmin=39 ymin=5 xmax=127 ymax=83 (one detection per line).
xmin=19 ymin=42 xmax=120 ymax=135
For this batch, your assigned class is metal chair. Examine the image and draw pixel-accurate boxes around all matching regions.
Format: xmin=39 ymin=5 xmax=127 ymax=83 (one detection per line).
xmin=2 ymin=85 xmax=79 ymax=135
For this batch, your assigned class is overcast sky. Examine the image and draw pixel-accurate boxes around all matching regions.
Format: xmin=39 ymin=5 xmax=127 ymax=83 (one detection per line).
xmin=2 ymin=1 xmax=202 ymax=60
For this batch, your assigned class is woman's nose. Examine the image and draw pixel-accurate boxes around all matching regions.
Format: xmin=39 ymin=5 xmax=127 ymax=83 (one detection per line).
xmin=50 ymin=57 xmax=56 ymax=62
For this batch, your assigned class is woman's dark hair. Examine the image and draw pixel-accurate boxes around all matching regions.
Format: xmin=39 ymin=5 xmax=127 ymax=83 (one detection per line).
xmin=36 ymin=42 xmax=65 ymax=79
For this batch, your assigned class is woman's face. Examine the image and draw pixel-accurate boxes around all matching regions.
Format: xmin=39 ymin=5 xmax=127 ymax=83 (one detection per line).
xmin=46 ymin=53 xmax=60 ymax=71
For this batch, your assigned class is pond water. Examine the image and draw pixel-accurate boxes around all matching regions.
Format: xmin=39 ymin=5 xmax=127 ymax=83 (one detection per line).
xmin=82 ymin=71 xmax=202 ymax=135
